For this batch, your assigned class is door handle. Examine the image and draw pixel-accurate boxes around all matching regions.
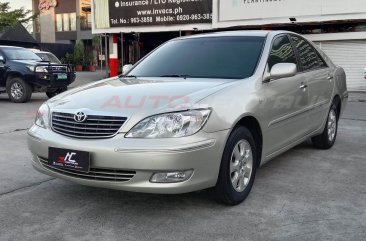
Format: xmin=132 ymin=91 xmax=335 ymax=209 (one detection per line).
xmin=327 ymin=75 xmax=334 ymax=81
xmin=299 ymin=83 xmax=308 ymax=90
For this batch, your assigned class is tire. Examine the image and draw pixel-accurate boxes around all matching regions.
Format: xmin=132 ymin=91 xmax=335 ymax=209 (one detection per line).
xmin=214 ymin=126 xmax=258 ymax=205
xmin=46 ymin=87 xmax=67 ymax=99
xmin=6 ymin=77 xmax=32 ymax=103
xmin=311 ymin=104 xmax=338 ymax=149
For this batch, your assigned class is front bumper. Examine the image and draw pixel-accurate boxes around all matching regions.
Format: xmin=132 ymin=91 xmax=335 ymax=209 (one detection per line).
xmin=28 ymin=125 xmax=229 ymax=194
xmin=24 ymin=72 xmax=75 ymax=89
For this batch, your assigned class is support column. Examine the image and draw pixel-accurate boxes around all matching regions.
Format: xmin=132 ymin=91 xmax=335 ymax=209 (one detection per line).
xmin=109 ymin=34 xmax=119 ymax=77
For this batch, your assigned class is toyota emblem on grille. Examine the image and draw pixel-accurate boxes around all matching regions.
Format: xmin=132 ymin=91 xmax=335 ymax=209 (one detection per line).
xmin=74 ymin=112 xmax=87 ymax=122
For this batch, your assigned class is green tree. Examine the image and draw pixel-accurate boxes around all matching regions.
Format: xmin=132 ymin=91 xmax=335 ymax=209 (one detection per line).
xmin=0 ymin=2 xmax=37 ymax=32
xmin=73 ymin=41 xmax=85 ymax=65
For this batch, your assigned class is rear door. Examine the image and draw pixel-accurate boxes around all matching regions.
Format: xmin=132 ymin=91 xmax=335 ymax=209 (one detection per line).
xmin=262 ymin=34 xmax=310 ymax=156
xmin=290 ymin=35 xmax=333 ymax=132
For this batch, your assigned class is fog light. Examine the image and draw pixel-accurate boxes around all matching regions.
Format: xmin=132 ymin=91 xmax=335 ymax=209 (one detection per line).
xmin=150 ymin=170 xmax=193 ymax=183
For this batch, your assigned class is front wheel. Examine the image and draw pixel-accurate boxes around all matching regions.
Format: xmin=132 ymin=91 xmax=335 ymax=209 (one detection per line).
xmin=46 ymin=87 xmax=67 ymax=99
xmin=311 ymin=104 xmax=338 ymax=149
xmin=214 ymin=126 xmax=258 ymax=205
xmin=6 ymin=77 xmax=32 ymax=103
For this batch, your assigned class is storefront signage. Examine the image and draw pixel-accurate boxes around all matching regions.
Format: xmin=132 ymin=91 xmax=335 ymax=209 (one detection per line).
xmin=39 ymin=0 xmax=58 ymax=12
xmin=108 ymin=0 xmax=212 ymax=27
xmin=218 ymin=0 xmax=366 ymax=22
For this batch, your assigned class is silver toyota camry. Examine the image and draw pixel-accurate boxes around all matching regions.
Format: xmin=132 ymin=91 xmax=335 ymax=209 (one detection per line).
xmin=28 ymin=31 xmax=348 ymax=205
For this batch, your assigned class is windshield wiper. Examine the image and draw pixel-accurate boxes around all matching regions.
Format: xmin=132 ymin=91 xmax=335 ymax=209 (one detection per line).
xmin=159 ymin=74 xmax=191 ymax=79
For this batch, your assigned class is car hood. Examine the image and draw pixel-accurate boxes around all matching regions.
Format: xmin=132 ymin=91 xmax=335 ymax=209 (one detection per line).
xmin=47 ymin=77 xmax=237 ymax=128
xmin=12 ymin=60 xmax=47 ymax=65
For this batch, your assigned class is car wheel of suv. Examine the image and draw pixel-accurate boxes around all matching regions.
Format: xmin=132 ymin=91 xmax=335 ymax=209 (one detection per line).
xmin=46 ymin=87 xmax=67 ymax=99
xmin=214 ymin=126 xmax=258 ymax=205
xmin=6 ymin=77 xmax=32 ymax=103
xmin=311 ymin=104 xmax=338 ymax=149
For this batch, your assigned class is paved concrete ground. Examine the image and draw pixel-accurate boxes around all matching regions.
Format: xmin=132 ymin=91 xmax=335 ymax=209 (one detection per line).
xmin=0 ymin=74 xmax=365 ymax=240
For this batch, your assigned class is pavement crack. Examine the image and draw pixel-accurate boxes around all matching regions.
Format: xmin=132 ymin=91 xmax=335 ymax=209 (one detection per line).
xmin=0 ymin=128 xmax=29 ymax=135
xmin=0 ymin=178 xmax=55 ymax=198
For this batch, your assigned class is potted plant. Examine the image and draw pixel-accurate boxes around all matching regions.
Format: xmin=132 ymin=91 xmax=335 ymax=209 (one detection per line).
xmin=73 ymin=41 xmax=84 ymax=71
xmin=86 ymin=51 xmax=96 ymax=72
xmin=92 ymin=36 xmax=100 ymax=70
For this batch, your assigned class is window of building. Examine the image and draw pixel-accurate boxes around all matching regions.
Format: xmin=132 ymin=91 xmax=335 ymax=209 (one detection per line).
xmin=63 ymin=13 xmax=70 ymax=31
xmin=56 ymin=13 xmax=77 ymax=32
xmin=70 ymin=13 xmax=77 ymax=31
xmin=290 ymin=36 xmax=327 ymax=72
xmin=268 ymin=35 xmax=297 ymax=71
xmin=80 ymin=0 xmax=92 ymax=30
xmin=56 ymin=14 xmax=63 ymax=31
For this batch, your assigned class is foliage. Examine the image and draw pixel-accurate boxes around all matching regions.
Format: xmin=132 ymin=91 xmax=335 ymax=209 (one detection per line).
xmin=73 ymin=41 xmax=84 ymax=65
xmin=0 ymin=2 xmax=38 ymax=32
xmin=61 ymin=53 xmax=75 ymax=65
xmin=92 ymin=35 xmax=100 ymax=51
xmin=84 ymin=51 xmax=94 ymax=66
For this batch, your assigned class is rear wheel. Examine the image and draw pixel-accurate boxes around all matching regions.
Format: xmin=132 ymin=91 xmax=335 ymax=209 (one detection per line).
xmin=214 ymin=126 xmax=258 ymax=205
xmin=46 ymin=87 xmax=67 ymax=99
xmin=311 ymin=104 xmax=338 ymax=149
xmin=6 ymin=77 xmax=32 ymax=103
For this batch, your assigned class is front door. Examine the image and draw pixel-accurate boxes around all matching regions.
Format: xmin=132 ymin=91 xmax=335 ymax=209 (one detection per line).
xmin=0 ymin=52 xmax=6 ymax=88
xmin=261 ymin=35 xmax=310 ymax=157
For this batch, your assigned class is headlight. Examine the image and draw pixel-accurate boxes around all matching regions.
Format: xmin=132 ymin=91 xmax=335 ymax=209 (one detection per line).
xmin=125 ymin=109 xmax=211 ymax=138
xmin=27 ymin=65 xmax=48 ymax=73
xmin=35 ymin=104 xmax=50 ymax=128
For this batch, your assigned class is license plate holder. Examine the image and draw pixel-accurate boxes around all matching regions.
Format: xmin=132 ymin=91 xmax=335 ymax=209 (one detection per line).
xmin=57 ymin=73 xmax=67 ymax=80
xmin=48 ymin=147 xmax=90 ymax=172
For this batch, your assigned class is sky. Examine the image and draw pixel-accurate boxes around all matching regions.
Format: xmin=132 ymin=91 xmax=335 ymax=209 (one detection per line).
xmin=0 ymin=0 xmax=33 ymax=33
xmin=0 ymin=0 xmax=32 ymax=11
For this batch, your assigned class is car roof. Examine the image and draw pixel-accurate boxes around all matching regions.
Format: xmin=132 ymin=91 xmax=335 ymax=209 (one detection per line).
xmin=35 ymin=51 xmax=53 ymax=54
xmin=28 ymin=49 xmax=53 ymax=54
xmin=0 ymin=45 xmax=24 ymax=49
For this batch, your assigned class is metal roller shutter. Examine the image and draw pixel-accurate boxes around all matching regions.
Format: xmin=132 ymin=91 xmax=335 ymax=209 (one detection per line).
xmin=317 ymin=41 xmax=366 ymax=91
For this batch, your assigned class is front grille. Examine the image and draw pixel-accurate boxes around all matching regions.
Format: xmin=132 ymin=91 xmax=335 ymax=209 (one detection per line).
xmin=52 ymin=112 xmax=127 ymax=139
xmin=38 ymin=157 xmax=135 ymax=182
xmin=47 ymin=66 xmax=69 ymax=73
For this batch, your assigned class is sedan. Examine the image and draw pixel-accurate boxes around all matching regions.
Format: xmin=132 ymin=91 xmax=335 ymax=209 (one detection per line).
xmin=28 ymin=31 xmax=348 ymax=205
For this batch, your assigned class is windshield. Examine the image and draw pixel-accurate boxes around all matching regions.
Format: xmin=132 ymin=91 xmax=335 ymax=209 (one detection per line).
xmin=128 ymin=36 xmax=265 ymax=79
xmin=36 ymin=52 xmax=61 ymax=64
xmin=2 ymin=48 xmax=42 ymax=61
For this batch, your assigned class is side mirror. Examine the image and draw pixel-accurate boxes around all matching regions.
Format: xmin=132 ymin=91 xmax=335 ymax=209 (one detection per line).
xmin=122 ymin=64 xmax=133 ymax=75
xmin=263 ymin=63 xmax=297 ymax=82
xmin=0 ymin=55 xmax=5 ymax=64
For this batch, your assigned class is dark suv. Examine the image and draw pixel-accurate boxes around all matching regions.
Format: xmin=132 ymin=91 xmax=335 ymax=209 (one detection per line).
xmin=0 ymin=46 xmax=75 ymax=103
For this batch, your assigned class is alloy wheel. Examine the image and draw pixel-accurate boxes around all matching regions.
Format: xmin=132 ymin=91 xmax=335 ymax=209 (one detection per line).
xmin=230 ymin=139 xmax=253 ymax=192
xmin=10 ymin=82 xmax=24 ymax=100
xmin=327 ymin=109 xmax=337 ymax=142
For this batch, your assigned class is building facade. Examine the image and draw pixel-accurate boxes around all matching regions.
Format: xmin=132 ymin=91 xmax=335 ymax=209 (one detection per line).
xmin=33 ymin=0 xmax=93 ymax=44
xmin=92 ymin=0 xmax=366 ymax=90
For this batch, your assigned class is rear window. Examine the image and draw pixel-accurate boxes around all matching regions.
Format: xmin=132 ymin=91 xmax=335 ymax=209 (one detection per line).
xmin=36 ymin=53 xmax=61 ymax=64
xmin=128 ymin=36 xmax=265 ymax=79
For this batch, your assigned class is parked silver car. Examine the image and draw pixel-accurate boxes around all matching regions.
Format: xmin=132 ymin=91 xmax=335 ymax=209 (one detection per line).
xmin=28 ymin=31 xmax=348 ymax=205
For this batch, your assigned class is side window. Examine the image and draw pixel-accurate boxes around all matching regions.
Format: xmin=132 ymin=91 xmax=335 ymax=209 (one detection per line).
xmin=268 ymin=35 xmax=297 ymax=71
xmin=291 ymin=35 xmax=327 ymax=72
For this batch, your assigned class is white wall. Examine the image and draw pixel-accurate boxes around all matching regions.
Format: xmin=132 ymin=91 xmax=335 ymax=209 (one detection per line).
xmin=213 ymin=0 xmax=366 ymax=29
